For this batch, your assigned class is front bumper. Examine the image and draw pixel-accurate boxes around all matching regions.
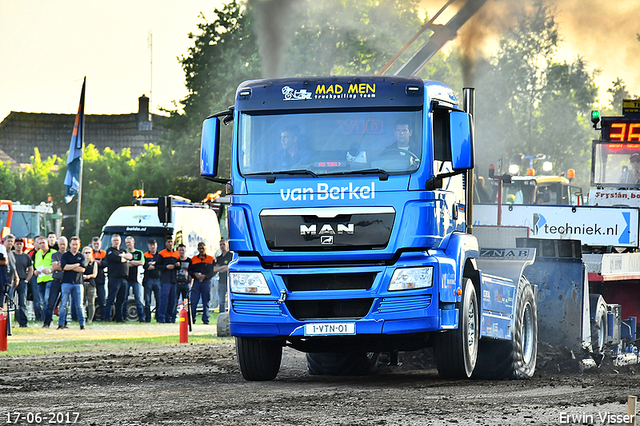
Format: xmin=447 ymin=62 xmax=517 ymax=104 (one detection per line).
xmin=229 ymin=252 xmax=460 ymax=339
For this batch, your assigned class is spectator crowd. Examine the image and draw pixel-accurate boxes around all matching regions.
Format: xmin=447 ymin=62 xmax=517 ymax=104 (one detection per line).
xmin=0 ymin=232 xmax=233 ymax=329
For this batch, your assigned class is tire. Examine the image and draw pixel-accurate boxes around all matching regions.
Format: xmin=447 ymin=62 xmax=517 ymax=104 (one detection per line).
xmin=216 ymin=312 xmax=231 ymax=337
xmin=306 ymin=352 xmax=379 ymax=376
xmin=434 ymin=278 xmax=479 ymax=379
xmin=473 ymin=276 xmax=537 ymax=380
xmin=95 ymin=305 xmax=116 ymax=321
xmin=590 ymin=294 xmax=608 ymax=355
xmin=236 ymin=337 xmax=282 ymax=381
xmin=126 ymin=298 xmax=139 ymax=322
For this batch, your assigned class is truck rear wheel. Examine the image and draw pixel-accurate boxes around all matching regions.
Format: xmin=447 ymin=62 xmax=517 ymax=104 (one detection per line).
xmin=473 ymin=276 xmax=537 ymax=379
xmin=589 ymin=294 xmax=608 ymax=355
xmin=434 ymin=278 xmax=479 ymax=379
xmin=306 ymin=352 xmax=379 ymax=376
xmin=236 ymin=337 xmax=282 ymax=381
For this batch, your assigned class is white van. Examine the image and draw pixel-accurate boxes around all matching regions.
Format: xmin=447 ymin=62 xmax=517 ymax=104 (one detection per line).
xmin=100 ymin=196 xmax=221 ymax=256
xmin=98 ymin=196 xmax=223 ymax=321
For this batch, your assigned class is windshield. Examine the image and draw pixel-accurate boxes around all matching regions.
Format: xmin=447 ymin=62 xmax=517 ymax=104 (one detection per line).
xmin=486 ymin=179 xmax=581 ymax=205
xmin=0 ymin=211 xmax=44 ymax=239
xmin=238 ymin=110 xmax=423 ymax=176
xmin=100 ymin=233 xmax=164 ymax=253
xmin=593 ymin=141 xmax=640 ymax=188
xmin=487 ymin=180 xmax=536 ymax=204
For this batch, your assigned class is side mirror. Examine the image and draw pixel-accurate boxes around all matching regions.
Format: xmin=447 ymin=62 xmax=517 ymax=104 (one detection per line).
xmin=449 ymin=111 xmax=474 ymax=170
xmin=200 ymin=117 xmax=221 ymax=180
xmin=157 ymin=196 xmax=172 ymax=224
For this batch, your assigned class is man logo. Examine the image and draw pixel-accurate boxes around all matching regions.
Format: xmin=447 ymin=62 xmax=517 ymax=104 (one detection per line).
xmin=321 ymin=236 xmax=334 ymax=245
xmin=299 ymin=223 xmax=355 ymax=235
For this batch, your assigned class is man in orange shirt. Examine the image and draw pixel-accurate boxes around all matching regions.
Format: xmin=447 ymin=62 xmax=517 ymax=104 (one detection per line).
xmin=91 ymin=237 xmax=108 ymax=321
xmin=157 ymin=236 xmax=179 ymax=323
xmin=143 ymin=239 xmax=162 ymax=323
xmin=189 ymin=242 xmax=215 ymax=324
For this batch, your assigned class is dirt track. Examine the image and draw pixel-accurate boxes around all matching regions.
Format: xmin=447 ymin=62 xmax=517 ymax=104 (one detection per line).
xmin=1 ymin=325 xmax=639 ymax=426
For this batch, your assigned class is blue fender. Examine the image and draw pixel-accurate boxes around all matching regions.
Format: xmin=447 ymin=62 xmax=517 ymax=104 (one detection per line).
xmin=437 ymin=232 xmax=480 ymax=303
xmin=228 ymin=205 xmax=254 ymax=252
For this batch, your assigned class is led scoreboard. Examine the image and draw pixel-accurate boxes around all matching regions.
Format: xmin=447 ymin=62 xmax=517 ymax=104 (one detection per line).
xmin=602 ymin=118 xmax=640 ymax=142
xmin=600 ymin=99 xmax=640 ymax=142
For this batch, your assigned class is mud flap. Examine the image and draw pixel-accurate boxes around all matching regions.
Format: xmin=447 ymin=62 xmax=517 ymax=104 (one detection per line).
xmin=517 ymin=238 xmax=589 ymax=354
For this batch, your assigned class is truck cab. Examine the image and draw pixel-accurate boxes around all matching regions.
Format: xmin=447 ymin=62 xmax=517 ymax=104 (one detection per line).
xmin=201 ymin=76 xmax=536 ymax=381
xmin=483 ymin=173 xmax=582 ymax=206
xmin=0 ymin=201 xmax=58 ymax=248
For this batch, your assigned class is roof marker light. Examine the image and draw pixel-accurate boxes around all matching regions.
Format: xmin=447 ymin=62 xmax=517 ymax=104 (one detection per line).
xmin=406 ymin=85 xmax=421 ymax=94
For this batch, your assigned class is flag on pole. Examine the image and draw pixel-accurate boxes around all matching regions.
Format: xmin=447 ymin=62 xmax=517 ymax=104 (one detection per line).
xmin=64 ymin=78 xmax=86 ymax=203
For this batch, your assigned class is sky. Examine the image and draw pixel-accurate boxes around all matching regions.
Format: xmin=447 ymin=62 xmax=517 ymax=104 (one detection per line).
xmin=1 ymin=0 xmax=639 ymax=122
xmin=0 ymin=0 xmax=226 ymax=120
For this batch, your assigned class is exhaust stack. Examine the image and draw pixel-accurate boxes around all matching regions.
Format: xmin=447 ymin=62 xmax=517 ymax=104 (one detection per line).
xmin=463 ymin=87 xmax=475 ymax=234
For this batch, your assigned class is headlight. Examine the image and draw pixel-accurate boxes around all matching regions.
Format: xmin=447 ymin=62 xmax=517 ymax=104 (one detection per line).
xmin=388 ymin=267 xmax=434 ymax=291
xmin=230 ymin=272 xmax=270 ymax=295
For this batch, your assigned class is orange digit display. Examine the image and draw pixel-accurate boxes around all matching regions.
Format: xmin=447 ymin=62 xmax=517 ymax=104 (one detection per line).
xmin=629 ymin=123 xmax=640 ymax=141
xmin=607 ymin=122 xmax=640 ymax=141
xmin=610 ymin=123 xmax=627 ymax=141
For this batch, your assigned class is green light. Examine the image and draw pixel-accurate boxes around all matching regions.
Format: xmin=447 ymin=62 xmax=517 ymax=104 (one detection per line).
xmin=591 ymin=110 xmax=600 ymax=120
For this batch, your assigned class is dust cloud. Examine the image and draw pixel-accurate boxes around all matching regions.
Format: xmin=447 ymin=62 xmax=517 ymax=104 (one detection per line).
xmin=252 ymin=0 xmax=303 ymax=78
xmin=419 ymin=0 xmax=640 ymax=98
xmin=251 ymin=0 xmax=639 ymax=96
xmin=419 ymin=0 xmax=525 ymax=86
xmin=553 ymin=0 xmax=640 ymax=101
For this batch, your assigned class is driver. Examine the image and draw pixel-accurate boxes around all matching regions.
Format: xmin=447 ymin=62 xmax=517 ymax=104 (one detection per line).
xmin=266 ymin=125 xmax=311 ymax=169
xmin=379 ymin=120 xmax=420 ymax=163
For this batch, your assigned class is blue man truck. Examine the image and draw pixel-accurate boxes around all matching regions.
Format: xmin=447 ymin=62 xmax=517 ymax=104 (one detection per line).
xmin=200 ymin=76 xmax=538 ymax=381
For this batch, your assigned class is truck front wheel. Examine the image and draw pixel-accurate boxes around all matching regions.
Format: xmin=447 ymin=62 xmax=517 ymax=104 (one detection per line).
xmin=434 ymin=278 xmax=479 ymax=379
xmin=236 ymin=337 xmax=283 ymax=381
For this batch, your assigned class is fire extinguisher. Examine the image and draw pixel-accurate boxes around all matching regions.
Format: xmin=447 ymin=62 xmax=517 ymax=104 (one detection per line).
xmin=179 ymin=302 xmax=189 ymax=344
xmin=0 ymin=308 xmax=7 ymax=351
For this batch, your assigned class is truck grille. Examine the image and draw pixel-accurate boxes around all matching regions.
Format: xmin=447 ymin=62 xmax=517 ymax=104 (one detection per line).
xmin=260 ymin=208 xmax=395 ymax=251
xmin=285 ymin=299 xmax=373 ymax=320
xmin=283 ymin=273 xmax=375 ymax=291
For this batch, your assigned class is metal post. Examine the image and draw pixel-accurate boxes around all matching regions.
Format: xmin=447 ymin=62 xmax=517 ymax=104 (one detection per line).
xmin=75 ymin=155 xmax=83 ymax=236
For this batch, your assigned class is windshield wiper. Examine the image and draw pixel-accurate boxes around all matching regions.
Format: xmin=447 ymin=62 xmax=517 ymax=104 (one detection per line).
xmin=246 ymin=169 xmax=318 ymax=183
xmin=323 ymin=168 xmax=389 ymax=181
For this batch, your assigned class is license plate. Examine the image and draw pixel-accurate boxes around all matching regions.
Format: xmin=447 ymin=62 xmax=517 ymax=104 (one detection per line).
xmin=304 ymin=322 xmax=356 ymax=336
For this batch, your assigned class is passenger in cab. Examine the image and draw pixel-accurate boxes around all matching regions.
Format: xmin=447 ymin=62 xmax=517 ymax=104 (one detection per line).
xmin=620 ymin=153 xmax=640 ymax=185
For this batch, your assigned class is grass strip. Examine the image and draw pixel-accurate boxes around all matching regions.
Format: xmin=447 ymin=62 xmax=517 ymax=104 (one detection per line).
xmin=0 ymin=334 xmax=232 ymax=357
